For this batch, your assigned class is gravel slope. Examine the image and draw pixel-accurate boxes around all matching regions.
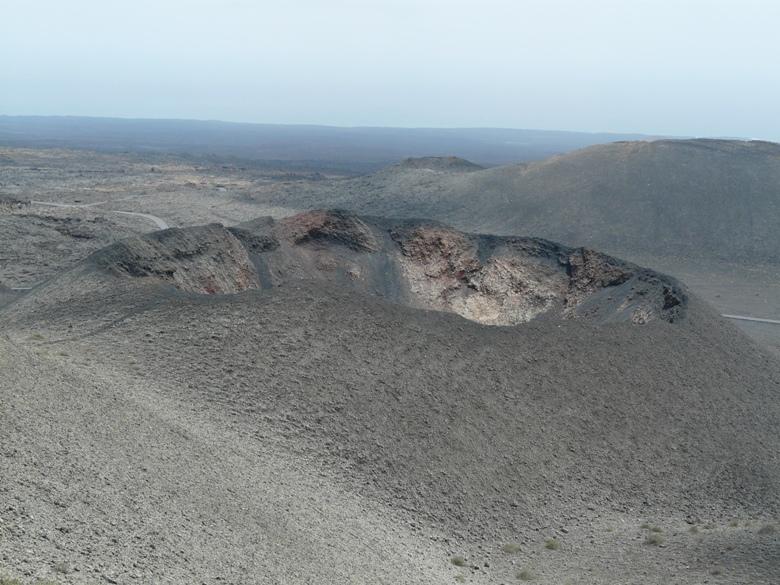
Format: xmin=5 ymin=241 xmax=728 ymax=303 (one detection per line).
xmin=1 ymin=219 xmax=778 ymax=583
xmin=0 ymin=336 xmax=461 ymax=585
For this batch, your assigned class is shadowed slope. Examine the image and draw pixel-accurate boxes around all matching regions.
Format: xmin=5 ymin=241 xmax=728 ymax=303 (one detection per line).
xmin=2 ymin=283 xmax=778 ymax=580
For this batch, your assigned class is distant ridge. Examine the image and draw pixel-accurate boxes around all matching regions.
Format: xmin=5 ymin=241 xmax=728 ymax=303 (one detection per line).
xmin=0 ymin=115 xmax=665 ymax=170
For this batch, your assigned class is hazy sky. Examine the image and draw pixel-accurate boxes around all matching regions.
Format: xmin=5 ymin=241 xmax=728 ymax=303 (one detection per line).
xmin=2 ymin=0 xmax=779 ymax=139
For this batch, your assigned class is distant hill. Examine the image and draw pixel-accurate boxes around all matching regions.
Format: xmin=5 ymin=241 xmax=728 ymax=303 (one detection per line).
xmin=0 ymin=115 xmax=661 ymax=171
xmin=260 ymin=139 xmax=780 ymax=264
xmin=394 ymin=156 xmax=484 ymax=172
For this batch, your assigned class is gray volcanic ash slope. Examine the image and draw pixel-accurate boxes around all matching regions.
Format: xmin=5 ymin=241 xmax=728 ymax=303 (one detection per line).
xmin=1 ymin=212 xmax=778 ymax=584
xmin=0 ymin=337 xmax=457 ymax=585
xmin=257 ymin=139 xmax=780 ymax=264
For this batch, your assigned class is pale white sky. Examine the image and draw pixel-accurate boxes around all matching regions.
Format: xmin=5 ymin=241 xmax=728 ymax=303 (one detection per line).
xmin=2 ymin=0 xmax=779 ymax=139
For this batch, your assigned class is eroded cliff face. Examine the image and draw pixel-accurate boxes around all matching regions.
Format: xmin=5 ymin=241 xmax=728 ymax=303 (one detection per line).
xmin=385 ymin=224 xmax=685 ymax=325
xmin=89 ymin=210 xmax=687 ymax=325
xmin=389 ymin=225 xmax=568 ymax=325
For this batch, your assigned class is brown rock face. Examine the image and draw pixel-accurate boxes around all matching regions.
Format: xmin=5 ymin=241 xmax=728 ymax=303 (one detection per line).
xmin=386 ymin=224 xmax=685 ymax=325
xmin=389 ymin=226 xmax=565 ymax=324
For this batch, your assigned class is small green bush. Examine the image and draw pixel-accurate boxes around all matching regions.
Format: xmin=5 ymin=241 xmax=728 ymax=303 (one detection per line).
xmin=645 ymin=533 xmax=664 ymax=546
xmin=544 ymin=538 xmax=560 ymax=550
xmin=517 ymin=569 xmax=535 ymax=581
xmin=757 ymin=524 xmax=776 ymax=535
xmin=502 ymin=542 xmax=522 ymax=553
xmin=450 ymin=556 xmax=466 ymax=567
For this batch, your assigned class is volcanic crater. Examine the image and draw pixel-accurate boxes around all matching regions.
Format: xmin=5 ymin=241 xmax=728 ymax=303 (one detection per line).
xmin=89 ymin=209 xmax=687 ymax=326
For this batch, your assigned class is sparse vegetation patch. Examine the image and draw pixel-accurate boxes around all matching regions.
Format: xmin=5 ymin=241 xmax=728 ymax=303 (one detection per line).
xmin=645 ymin=533 xmax=664 ymax=546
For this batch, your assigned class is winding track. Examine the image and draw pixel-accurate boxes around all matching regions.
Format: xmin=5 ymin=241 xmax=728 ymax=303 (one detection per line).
xmin=722 ymin=314 xmax=780 ymax=325
xmin=5 ymin=201 xmax=169 ymax=291
xmin=111 ymin=210 xmax=170 ymax=229
xmin=30 ymin=200 xmax=170 ymax=230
